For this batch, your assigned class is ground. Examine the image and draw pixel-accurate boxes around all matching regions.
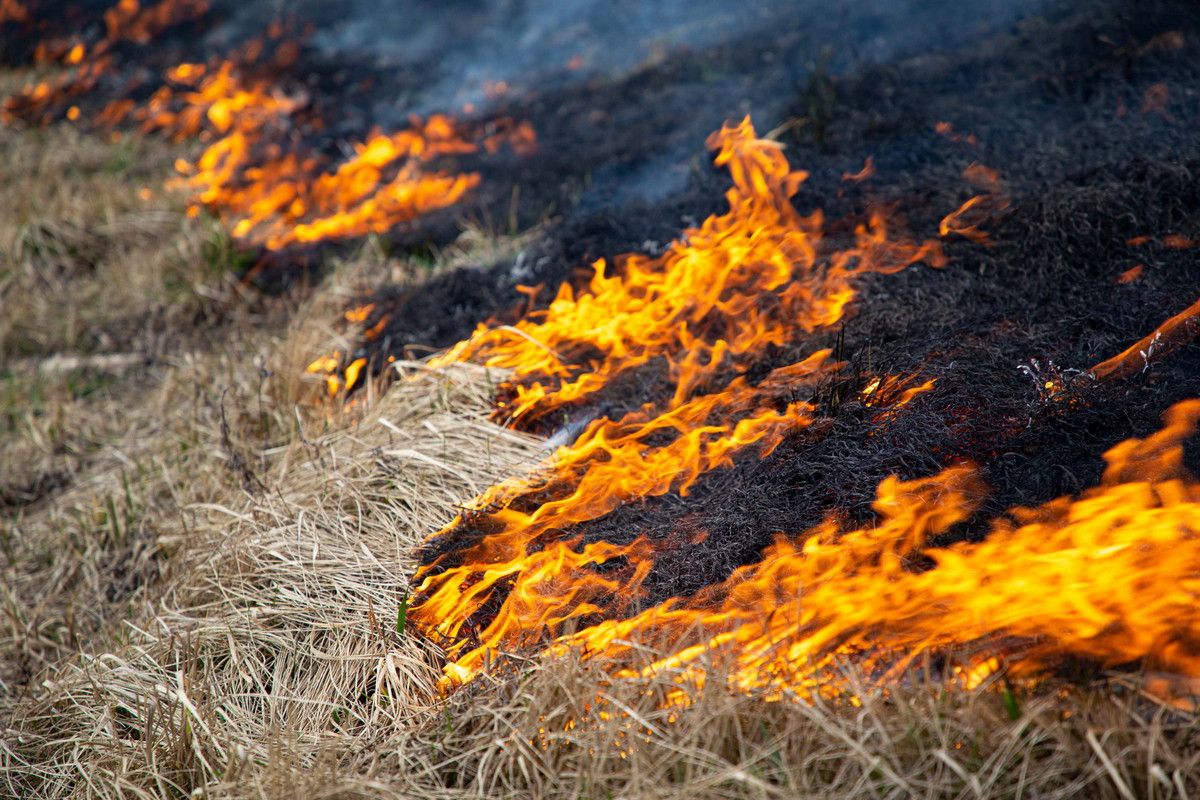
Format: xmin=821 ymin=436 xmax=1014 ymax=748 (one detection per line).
xmin=3 ymin=19 xmax=1200 ymax=800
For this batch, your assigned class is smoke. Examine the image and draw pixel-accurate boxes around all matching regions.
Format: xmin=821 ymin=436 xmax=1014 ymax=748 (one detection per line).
xmin=212 ymin=0 xmax=1050 ymax=123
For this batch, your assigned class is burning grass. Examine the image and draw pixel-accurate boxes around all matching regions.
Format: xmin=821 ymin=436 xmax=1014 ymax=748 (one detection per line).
xmin=1 ymin=115 xmax=1198 ymax=800
xmin=6 ymin=1 xmax=1200 ymax=797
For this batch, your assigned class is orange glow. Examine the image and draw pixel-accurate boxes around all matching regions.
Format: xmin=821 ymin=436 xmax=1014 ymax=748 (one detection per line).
xmin=0 ymin=0 xmax=29 ymax=23
xmin=1089 ymin=297 xmax=1200 ymax=382
xmin=344 ymin=304 xmax=376 ymax=324
xmin=934 ymin=121 xmax=979 ymax=146
xmin=939 ymin=163 xmax=1009 ymax=244
xmin=841 ymin=155 xmax=874 ymax=183
xmin=1116 ymin=264 xmax=1144 ymax=284
xmin=433 ymin=117 xmax=943 ymax=425
xmin=1141 ymin=82 xmax=1172 ymax=120
xmin=552 ymin=399 xmax=1200 ymax=704
xmin=413 ymin=118 xmax=946 ymax=688
xmin=1126 ymin=234 xmax=1196 ymax=250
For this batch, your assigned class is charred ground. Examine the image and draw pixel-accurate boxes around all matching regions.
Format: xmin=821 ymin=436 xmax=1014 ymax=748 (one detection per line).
xmin=407 ymin=0 xmax=1200 ymax=627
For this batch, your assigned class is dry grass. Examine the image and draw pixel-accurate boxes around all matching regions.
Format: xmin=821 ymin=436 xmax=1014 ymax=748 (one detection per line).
xmin=3 ymin=110 xmax=1200 ymax=800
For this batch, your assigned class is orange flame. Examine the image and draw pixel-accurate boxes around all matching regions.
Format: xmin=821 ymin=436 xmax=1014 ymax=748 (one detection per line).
xmin=1116 ymin=264 xmax=1144 ymax=285
xmin=841 ymin=155 xmax=875 ymax=183
xmin=412 ymin=118 xmax=946 ymax=688
xmin=161 ymin=56 xmax=531 ymax=249
xmin=939 ymin=163 xmax=1010 ymax=244
xmin=434 ymin=117 xmax=942 ymax=424
xmin=553 ymin=399 xmax=1200 ymax=703
xmin=4 ymin=7 xmax=534 ymax=253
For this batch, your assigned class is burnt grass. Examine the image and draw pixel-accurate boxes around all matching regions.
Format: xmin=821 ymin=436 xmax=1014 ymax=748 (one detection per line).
xmin=404 ymin=0 xmax=1200 ymax=626
xmin=14 ymin=0 xmax=1198 ymax=648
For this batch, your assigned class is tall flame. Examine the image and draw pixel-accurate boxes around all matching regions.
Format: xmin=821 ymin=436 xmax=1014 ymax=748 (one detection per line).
xmin=412 ymin=118 xmax=946 ymax=687
xmin=433 ymin=117 xmax=942 ymax=424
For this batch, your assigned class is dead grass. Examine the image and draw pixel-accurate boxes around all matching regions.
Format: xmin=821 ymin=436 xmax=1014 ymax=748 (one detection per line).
xmin=3 ymin=104 xmax=1200 ymax=800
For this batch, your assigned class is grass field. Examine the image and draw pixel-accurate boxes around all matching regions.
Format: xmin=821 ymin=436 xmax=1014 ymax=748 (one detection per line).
xmin=3 ymin=96 xmax=1200 ymax=800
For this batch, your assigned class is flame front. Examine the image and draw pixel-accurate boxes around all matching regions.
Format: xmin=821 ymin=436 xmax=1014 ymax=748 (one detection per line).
xmin=557 ymin=399 xmax=1200 ymax=703
xmin=412 ymin=118 xmax=1200 ymax=704
xmin=412 ymin=118 xmax=946 ymax=688
xmin=4 ymin=3 xmax=536 ymax=253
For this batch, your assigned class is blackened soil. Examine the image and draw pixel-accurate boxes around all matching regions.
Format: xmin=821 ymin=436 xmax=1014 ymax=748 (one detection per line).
xmin=411 ymin=0 xmax=1200 ymax=609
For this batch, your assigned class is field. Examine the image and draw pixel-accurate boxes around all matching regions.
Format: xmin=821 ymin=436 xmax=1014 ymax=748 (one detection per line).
xmin=7 ymin=0 xmax=1200 ymax=795
xmin=2 ymin=85 xmax=1200 ymax=799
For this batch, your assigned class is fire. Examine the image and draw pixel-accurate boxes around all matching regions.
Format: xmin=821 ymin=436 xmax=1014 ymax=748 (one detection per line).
xmin=0 ymin=0 xmax=29 ymax=23
xmin=841 ymin=155 xmax=874 ymax=183
xmin=412 ymin=118 xmax=946 ymax=687
xmin=555 ymin=399 xmax=1200 ymax=704
xmin=9 ymin=0 xmax=208 ymax=73
xmin=1116 ymin=264 xmax=1144 ymax=284
xmin=861 ymin=374 xmax=938 ymax=417
xmin=167 ymin=63 xmax=532 ymax=249
xmin=304 ymin=305 xmax=395 ymax=398
xmin=418 ymin=353 xmax=834 ymax=686
xmin=1163 ymin=234 xmax=1197 ymax=250
xmin=412 ymin=118 xmax=1200 ymax=706
xmin=1128 ymin=233 xmax=1197 ymax=250
xmin=1141 ymin=82 xmax=1172 ymax=120
xmin=4 ymin=2 xmax=535 ymax=255
xmin=1089 ymin=297 xmax=1200 ymax=382
xmin=939 ymin=162 xmax=1009 ymax=244
xmin=177 ymin=97 xmax=487 ymax=250
xmin=433 ymin=117 xmax=942 ymax=425
xmin=934 ymin=121 xmax=979 ymax=146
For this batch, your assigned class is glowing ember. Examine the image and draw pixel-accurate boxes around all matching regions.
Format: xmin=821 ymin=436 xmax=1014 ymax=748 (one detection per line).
xmin=1089 ymin=297 xmax=1200 ymax=382
xmin=1116 ymin=264 xmax=1144 ymax=284
xmin=934 ymin=120 xmax=979 ymax=146
xmin=1141 ymin=81 xmax=1172 ymax=120
xmin=841 ymin=155 xmax=874 ymax=183
xmin=0 ymin=0 xmax=29 ymax=23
